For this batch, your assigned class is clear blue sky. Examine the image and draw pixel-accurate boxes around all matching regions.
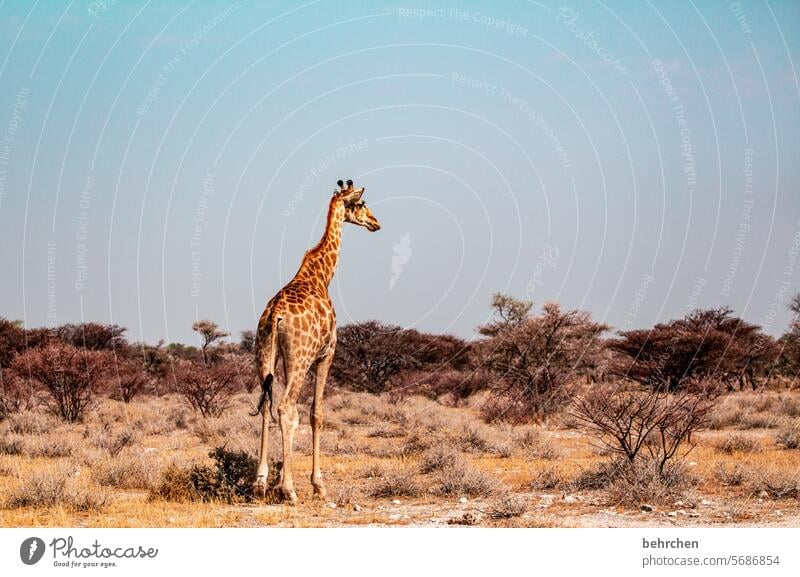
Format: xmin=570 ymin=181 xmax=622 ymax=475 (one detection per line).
xmin=0 ymin=0 xmax=798 ymax=346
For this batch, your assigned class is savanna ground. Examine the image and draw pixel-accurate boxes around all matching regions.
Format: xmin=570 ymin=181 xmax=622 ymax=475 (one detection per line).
xmin=1 ymin=386 xmax=799 ymax=528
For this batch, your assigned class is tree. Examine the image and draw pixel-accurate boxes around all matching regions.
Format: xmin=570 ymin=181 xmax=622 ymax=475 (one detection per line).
xmin=331 ymin=321 xmax=471 ymax=393
xmin=239 ymin=330 xmax=256 ymax=354
xmin=0 ymin=317 xmax=27 ymax=368
xmin=192 ymin=320 xmax=229 ymax=362
xmin=476 ymin=296 xmax=609 ymax=422
xmin=608 ymin=307 xmax=777 ymax=391
xmin=54 ymin=323 xmax=126 ymax=351
xmin=174 ymin=356 xmax=247 ymax=417
xmin=108 ymin=361 xmax=152 ymax=403
xmin=12 ymin=343 xmax=112 ymax=422
xmin=0 ymin=368 xmax=38 ymax=419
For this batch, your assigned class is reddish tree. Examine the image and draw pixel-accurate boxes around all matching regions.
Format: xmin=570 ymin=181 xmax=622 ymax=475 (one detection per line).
xmin=174 ymin=356 xmax=247 ymax=417
xmin=476 ymin=296 xmax=609 ymax=422
xmin=12 ymin=343 xmax=113 ymax=422
xmin=608 ymin=307 xmax=777 ymax=391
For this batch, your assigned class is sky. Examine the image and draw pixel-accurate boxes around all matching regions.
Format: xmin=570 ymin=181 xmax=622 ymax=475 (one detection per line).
xmin=0 ymin=0 xmax=798 ymax=347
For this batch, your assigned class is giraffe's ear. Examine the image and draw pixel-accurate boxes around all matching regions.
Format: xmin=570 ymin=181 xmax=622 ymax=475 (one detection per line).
xmin=341 ymin=187 xmax=364 ymax=204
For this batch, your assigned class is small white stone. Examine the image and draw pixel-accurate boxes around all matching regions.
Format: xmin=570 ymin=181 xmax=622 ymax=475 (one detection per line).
xmin=701 ymin=499 xmax=712 ymax=506
xmin=327 ymin=502 xmax=337 ymax=509
xmin=563 ymin=495 xmax=578 ymax=503
xmin=667 ymin=511 xmax=678 ymax=518
xmin=458 ymin=497 xmax=468 ymax=504
xmin=353 ymin=504 xmax=361 ymax=512
xmin=391 ymin=499 xmax=401 ymax=505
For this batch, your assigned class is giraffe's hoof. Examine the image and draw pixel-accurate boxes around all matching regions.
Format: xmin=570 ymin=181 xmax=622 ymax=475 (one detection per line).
xmin=252 ymin=476 xmax=267 ymax=499
xmin=312 ymin=484 xmax=327 ymax=500
xmin=282 ymin=488 xmax=298 ymax=505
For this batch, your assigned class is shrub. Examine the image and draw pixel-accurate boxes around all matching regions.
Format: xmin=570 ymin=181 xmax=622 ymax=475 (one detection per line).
xmin=570 ymin=382 xmax=716 ymax=475
xmin=433 ymin=460 xmax=499 ymax=497
xmin=513 ymin=428 xmax=560 ymax=460
xmin=4 ymin=468 xmax=108 ymax=511
xmin=419 ymin=444 xmax=462 ymax=474
xmin=748 ymin=470 xmax=800 ymax=499
xmin=776 ymin=426 xmax=800 ymax=450
xmin=93 ymin=452 xmax=157 ymax=490
xmin=605 ymin=459 xmax=695 ymax=507
xmin=11 ymin=343 xmax=112 ymax=423
xmin=151 ymin=447 xmax=257 ymax=503
xmin=713 ymin=462 xmax=748 ymax=487
xmin=370 ymin=467 xmax=423 ymax=498
xmin=529 ymin=467 xmax=562 ymax=490
xmin=716 ymin=434 xmax=760 ymax=454
xmin=488 ymin=494 xmax=528 ymax=518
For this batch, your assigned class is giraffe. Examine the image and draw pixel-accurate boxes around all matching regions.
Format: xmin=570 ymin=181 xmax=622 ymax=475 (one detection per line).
xmin=251 ymin=179 xmax=381 ymax=504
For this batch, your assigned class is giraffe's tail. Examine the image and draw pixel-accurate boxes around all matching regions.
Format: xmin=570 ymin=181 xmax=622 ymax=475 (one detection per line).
xmin=250 ymin=310 xmax=281 ymax=419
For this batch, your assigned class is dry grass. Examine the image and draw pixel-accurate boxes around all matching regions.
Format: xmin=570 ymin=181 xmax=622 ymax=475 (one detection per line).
xmin=1 ymin=388 xmax=799 ymax=527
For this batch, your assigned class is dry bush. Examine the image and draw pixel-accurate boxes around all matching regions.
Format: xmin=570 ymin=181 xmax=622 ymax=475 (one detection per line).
xmin=529 ymin=467 xmax=563 ymax=490
xmin=713 ymin=462 xmax=748 ymax=487
xmin=367 ymin=424 xmax=406 ymax=438
xmin=488 ymin=494 xmax=528 ymax=519
xmin=715 ymin=434 xmax=761 ymax=454
xmin=331 ymin=483 xmax=362 ymax=506
xmin=777 ymin=396 xmax=800 ymax=418
xmin=433 ymin=459 xmax=499 ymax=497
xmin=708 ymin=403 xmax=746 ymax=430
xmin=0 ymin=435 xmax=23 ymax=456
xmin=571 ymin=382 xmax=715 ymax=475
xmin=419 ymin=444 xmax=462 ymax=474
xmin=3 ymin=411 xmax=55 ymax=435
xmin=4 ymin=467 xmax=109 ymax=511
xmin=94 ymin=430 xmax=140 ymax=457
xmin=369 ymin=467 xmax=423 ymax=498
xmin=776 ymin=426 xmax=800 ymax=449
xmin=513 ymin=428 xmax=561 ymax=460
xmin=604 ymin=459 xmax=696 ymax=507
xmin=748 ymin=470 xmax=800 ymax=499
xmin=740 ymin=413 xmax=780 ymax=430
xmin=93 ymin=452 xmax=158 ymax=490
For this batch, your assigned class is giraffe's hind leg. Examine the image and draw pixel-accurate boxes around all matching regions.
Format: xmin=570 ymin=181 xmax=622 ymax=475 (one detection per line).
xmin=310 ymin=348 xmax=334 ymax=499
xmin=278 ymin=356 xmax=310 ymax=505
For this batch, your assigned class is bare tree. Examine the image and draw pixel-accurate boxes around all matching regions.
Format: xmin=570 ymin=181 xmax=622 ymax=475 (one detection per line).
xmin=570 ymin=382 xmax=717 ymax=475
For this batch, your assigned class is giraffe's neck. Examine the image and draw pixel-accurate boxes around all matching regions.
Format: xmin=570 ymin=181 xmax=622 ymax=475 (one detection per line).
xmin=298 ymin=196 xmax=344 ymax=288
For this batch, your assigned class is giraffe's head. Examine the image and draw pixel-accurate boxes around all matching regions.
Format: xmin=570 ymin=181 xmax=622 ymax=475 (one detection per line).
xmin=336 ymin=179 xmax=381 ymax=232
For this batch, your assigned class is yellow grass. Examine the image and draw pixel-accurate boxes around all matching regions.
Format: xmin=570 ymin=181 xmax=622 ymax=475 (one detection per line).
xmin=1 ymin=389 xmax=799 ymax=527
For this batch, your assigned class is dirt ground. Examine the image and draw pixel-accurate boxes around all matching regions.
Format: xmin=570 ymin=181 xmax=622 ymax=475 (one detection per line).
xmin=1 ymin=388 xmax=799 ymax=527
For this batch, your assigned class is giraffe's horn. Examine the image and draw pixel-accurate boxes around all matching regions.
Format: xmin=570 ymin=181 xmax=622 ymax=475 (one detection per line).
xmin=346 ymin=179 xmax=353 ymax=191
xmin=337 ymin=179 xmax=344 ymax=189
